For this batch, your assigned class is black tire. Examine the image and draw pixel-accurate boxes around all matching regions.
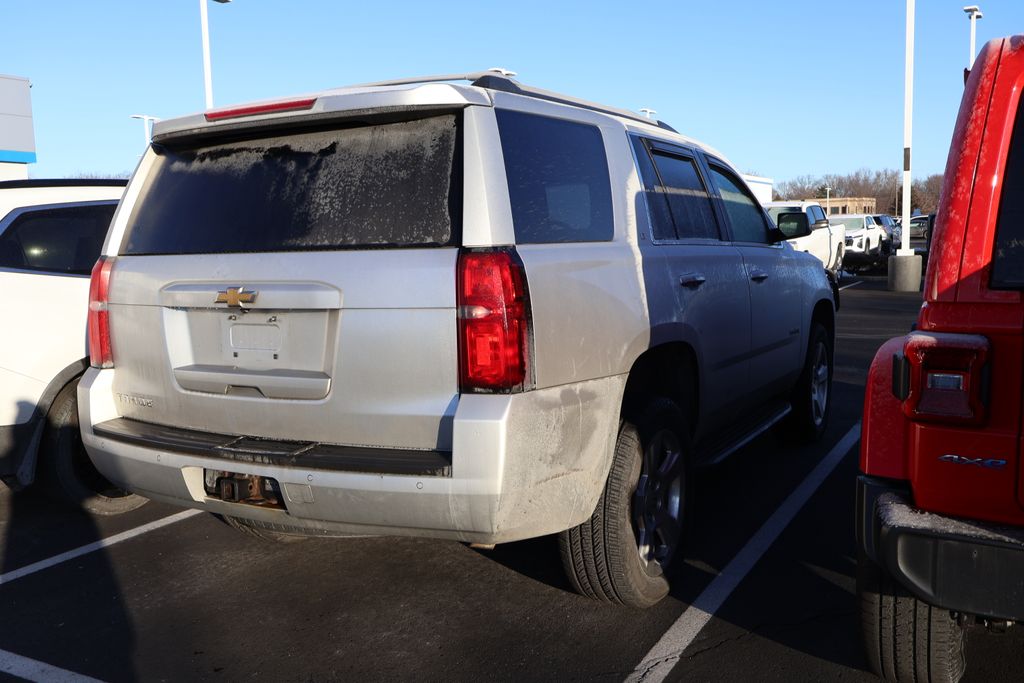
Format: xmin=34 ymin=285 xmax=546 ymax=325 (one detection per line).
xmin=559 ymin=398 xmax=691 ymax=608
xmin=858 ymin=552 xmax=966 ymax=683
xmin=779 ymin=322 xmax=833 ymax=444
xmin=36 ymin=382 xmax=148 ymax=516
xmin=220 ymin=514 xmax=308 ymax=543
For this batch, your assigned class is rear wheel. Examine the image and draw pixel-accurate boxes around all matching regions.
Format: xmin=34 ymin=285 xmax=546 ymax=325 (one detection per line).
xmin=858 ymin=552 xmax=966 ymax=683
xmin=37 ymin=382 xmax=148 ymax=516
xmin=559 ymin=398 xmax=691 ymax=608
xmin=779 ymin=322 xmax=832 ymax=443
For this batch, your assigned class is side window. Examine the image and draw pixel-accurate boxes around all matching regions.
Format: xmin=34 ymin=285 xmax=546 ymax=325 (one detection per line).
xmin=649 ymin=152 xmax=719 ymax=240
xmin=809 ymin=206 xmax=825 ymax=223
xmin=496 ymin=110 xmax=614 ymax=244
xmin=708 ymin=165 xmax=770 ymax=244
xmin=992 ymin=98 xmax=1024 ymax=287
xmin=631 ymin=137 xmax=677 ymax=241
xmin=0 ymin=203 xmax=117 ymax=275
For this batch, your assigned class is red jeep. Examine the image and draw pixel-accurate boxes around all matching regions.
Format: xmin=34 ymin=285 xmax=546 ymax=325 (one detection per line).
xmin=858 ymin=37 xmax=1024 ymax=683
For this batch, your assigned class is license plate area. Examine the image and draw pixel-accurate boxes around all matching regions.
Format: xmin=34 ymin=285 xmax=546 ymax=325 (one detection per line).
xmin=204 ymin=469 xmax=286 ymax=509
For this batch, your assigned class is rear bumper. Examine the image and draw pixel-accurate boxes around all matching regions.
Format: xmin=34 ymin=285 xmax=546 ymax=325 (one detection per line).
xmin=79 ymin=368 xmax=624 ymax=544
xmin=858 ymin=475 xmax=1024 ymax=621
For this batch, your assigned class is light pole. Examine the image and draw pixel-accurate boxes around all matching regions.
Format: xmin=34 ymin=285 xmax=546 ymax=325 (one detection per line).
xmin=964 ymin=5 xmax=983 ymax=69
xmin=200 ymin=0 xmax=232 ymax=109
xmin=129 ymin=114 xmax=159 ymax=146
xmin=890 ymin=0 xmax=922 ymax=292
xmin=824 ymin=185 xmax=831 ymax=216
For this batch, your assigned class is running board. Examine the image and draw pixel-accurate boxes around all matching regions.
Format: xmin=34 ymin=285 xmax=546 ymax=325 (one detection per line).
xmin=693 ymin=401 xmax=791 ymax=468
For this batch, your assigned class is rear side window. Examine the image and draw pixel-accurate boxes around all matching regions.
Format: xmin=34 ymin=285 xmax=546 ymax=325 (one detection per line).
xmin=708 ymin=165 xmax=770 ymax=244
xmin=991 ymin=98 xmax=1024 ymax=289
xmin=0 ymin=203 xmax=116 ymax=275
xmin=496 ymin=110 xmax=613 ymax=243
xmin=122 ymin=114 xmax=460 ymax=255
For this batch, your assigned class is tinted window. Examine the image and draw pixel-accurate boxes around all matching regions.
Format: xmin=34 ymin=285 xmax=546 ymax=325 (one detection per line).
xmin=631 ymin=137 xmax=677 ymax=241
xmin=992 ymin=100 xmax=1024 ymax=287
xmin=649 ymin=152 xmax=719 ymax=240
xmin=708 ymin=166 xmax=769 ymax=243
xmin=123 ymin=114 xmax=460 ymax=255
xmin=0 ymin=203 xmax=117 ymax=274
xmin=809 ymin=206 xmax=826 ymax=223
xmin=496 ymin=110 xmax=613 ymax=243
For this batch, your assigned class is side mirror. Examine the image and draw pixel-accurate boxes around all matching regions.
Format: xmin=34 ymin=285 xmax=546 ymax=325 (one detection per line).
xmin=813 ymin=219 xmax=831 ymax=231
xmin=772 ymin=212 xmax=811 ymax=242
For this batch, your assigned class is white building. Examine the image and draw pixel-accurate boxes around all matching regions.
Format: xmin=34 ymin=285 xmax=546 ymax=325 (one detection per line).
xmin=0 ymin=75 xmax=35 ymax=181
xmin=742 ymin=174 xmax=774 ymax=204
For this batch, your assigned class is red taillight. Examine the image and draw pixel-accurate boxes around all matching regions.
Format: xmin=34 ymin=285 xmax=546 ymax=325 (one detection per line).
xmin=204 ymin=97 xmax=317 ymax=121
xmin=898 ymin=332 xmax=990 ymax=425
xmin=457 ymin=249 xmax=531 ymax=392
xmin=88 ymin=256 xmax=115 ymax=368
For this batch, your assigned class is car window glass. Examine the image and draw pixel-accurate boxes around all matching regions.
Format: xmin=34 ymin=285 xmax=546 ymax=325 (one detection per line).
xmin=648 ymin=151 xmax=719 ymax=240
xmin=992 ymin=96 xmax=1024 ymax=288
xmin=124 ymin=115 xmax=460 ymax=255
xmin=497 ymin=110 xmax=613 ymax=244
xmin=809 ymin=206 xmax=825 ymax=223
xmin=708 ymin=166 xmax=769 ymax=243
xmin=631 ymin=137 xmax=677 ymax=241
xmin=0 ymin=203 xmax=117 ymax=274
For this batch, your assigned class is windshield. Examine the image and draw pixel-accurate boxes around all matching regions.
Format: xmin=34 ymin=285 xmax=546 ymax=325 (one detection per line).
xmin=831 ymin=217 xmax=864 ymax=230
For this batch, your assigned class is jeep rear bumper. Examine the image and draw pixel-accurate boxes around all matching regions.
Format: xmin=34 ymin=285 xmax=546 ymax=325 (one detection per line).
xmin=858 ymin=475 xmax=1024 ymax=622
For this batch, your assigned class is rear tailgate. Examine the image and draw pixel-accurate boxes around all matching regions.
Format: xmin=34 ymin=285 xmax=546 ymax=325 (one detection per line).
xmin=105 ymin=113 xmax=462 ymax=451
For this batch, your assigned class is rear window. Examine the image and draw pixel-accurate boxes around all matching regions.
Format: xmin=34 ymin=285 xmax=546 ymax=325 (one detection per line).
xmin=496 ymin=110 xmax=613 ymax=244
xmin=991 ymin=97 xmax=1024 ymax=289
xmin=122 ymin=114 xmax=460 ymax=255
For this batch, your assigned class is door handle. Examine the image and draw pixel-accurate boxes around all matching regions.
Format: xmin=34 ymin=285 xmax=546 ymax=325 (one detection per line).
xmin=750 ymin=269 xmax=769 ymax=282
xmin=679 ymin=273 xmax=707 ymax=288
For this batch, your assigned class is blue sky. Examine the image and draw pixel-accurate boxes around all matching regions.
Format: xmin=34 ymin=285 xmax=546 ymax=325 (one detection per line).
xmin=3 ymin=0 xmax=1022 ymax=182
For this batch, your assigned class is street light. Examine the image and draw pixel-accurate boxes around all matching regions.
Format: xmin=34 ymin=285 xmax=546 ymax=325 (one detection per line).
xmin=129 ymin=114 xmax=160 ymax=146
xmin=963 ymin=5 xmax=983 ymax=70
xmin=824 ymin=185 xmax=831 ymax=216
xmin=200 ymin=0 xmax=232 ymax=109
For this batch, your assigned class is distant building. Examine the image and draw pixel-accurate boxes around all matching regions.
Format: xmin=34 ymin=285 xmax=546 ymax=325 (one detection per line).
xmin=742 ymin=174 xmax=774 ymax=204
xmin=0 ymin=74 xmax=36 ymax=181
xmin=805 ymin=196 xmax=876 ymax=215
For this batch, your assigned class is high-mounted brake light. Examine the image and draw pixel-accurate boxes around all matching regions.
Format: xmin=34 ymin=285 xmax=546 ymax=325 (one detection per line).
xmin=88 ymin=256 xmax=115 ymax=368
xmin=895 ymin=332 xmax=990 ymax=425
xmin=457 ymin=249 xmax=532 ymax=392
xmin=204 ymin=97 xmax=317 ymax=122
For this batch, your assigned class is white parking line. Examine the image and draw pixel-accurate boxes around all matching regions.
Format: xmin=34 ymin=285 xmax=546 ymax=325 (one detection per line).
xmin=627 ymin=423 xmax=861 ymax=683
xmin=0 ymin=648 xmax=105 ymax=683
xmin=839 ymin=280 xmax=863 ymax=291
xmin=0 ymin=508 xmax=202 ymax=586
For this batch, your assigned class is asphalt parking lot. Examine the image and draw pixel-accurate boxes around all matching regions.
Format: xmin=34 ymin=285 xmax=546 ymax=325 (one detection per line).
xmin=1 ymin=275 xmax=1022 ymax=683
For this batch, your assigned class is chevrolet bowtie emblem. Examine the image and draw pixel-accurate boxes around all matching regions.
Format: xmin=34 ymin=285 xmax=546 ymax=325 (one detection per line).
xmin=215 ymin=287 xmax=258 ymax=308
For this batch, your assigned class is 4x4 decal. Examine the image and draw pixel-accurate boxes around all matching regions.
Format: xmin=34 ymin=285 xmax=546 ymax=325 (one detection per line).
xmin=937 ymin=454 xmax=1007 ymax=469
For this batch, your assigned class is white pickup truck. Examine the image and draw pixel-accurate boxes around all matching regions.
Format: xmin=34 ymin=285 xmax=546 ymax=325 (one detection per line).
xmin=764 ymin=201 xmax=845 ymax=280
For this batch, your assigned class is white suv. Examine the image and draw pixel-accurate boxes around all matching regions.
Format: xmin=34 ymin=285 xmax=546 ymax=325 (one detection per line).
xmin=0 ymin=179 xmax=146 ymax=514
xmin=79 ymin=71 xmax=835 ymax=605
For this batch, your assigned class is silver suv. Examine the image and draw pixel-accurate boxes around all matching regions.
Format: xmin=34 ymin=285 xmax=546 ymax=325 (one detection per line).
xmin=80 ymin=71 xmax=835 ymax=607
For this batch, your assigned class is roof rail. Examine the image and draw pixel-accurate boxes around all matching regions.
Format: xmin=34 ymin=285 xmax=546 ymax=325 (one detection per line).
xmin=0 ymin=178 xmax=128 ymax=190
xmin=346 ymin=69 xmax=678 ymax=132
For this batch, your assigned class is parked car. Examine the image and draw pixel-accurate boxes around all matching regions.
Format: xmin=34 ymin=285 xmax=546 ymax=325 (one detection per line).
xmin=78 ymin=70 xmax=836 ymax=607
xmin=858 ymin=36 xmax=1024 ymax=682
xmin=764 ymin=201 xmax=845 ymax=279
xmin=908 ymin=214 xmax=930 ymax=239
xmin=833 ymin=214 xmax=887 ymax=269
xmin=872 ymin=214 xmax=901 ymax=251
xmin=0 ymin=178 xmax=146 ymax=514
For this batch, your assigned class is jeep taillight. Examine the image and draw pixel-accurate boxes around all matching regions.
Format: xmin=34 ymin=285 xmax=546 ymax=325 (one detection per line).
xmin=895 ymin=332 xmax=990 ymax=425
xmin=457 ymin=249 xmax=531 ymax=392
xmin=88 ymin=256 xmax=114 ymax=369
